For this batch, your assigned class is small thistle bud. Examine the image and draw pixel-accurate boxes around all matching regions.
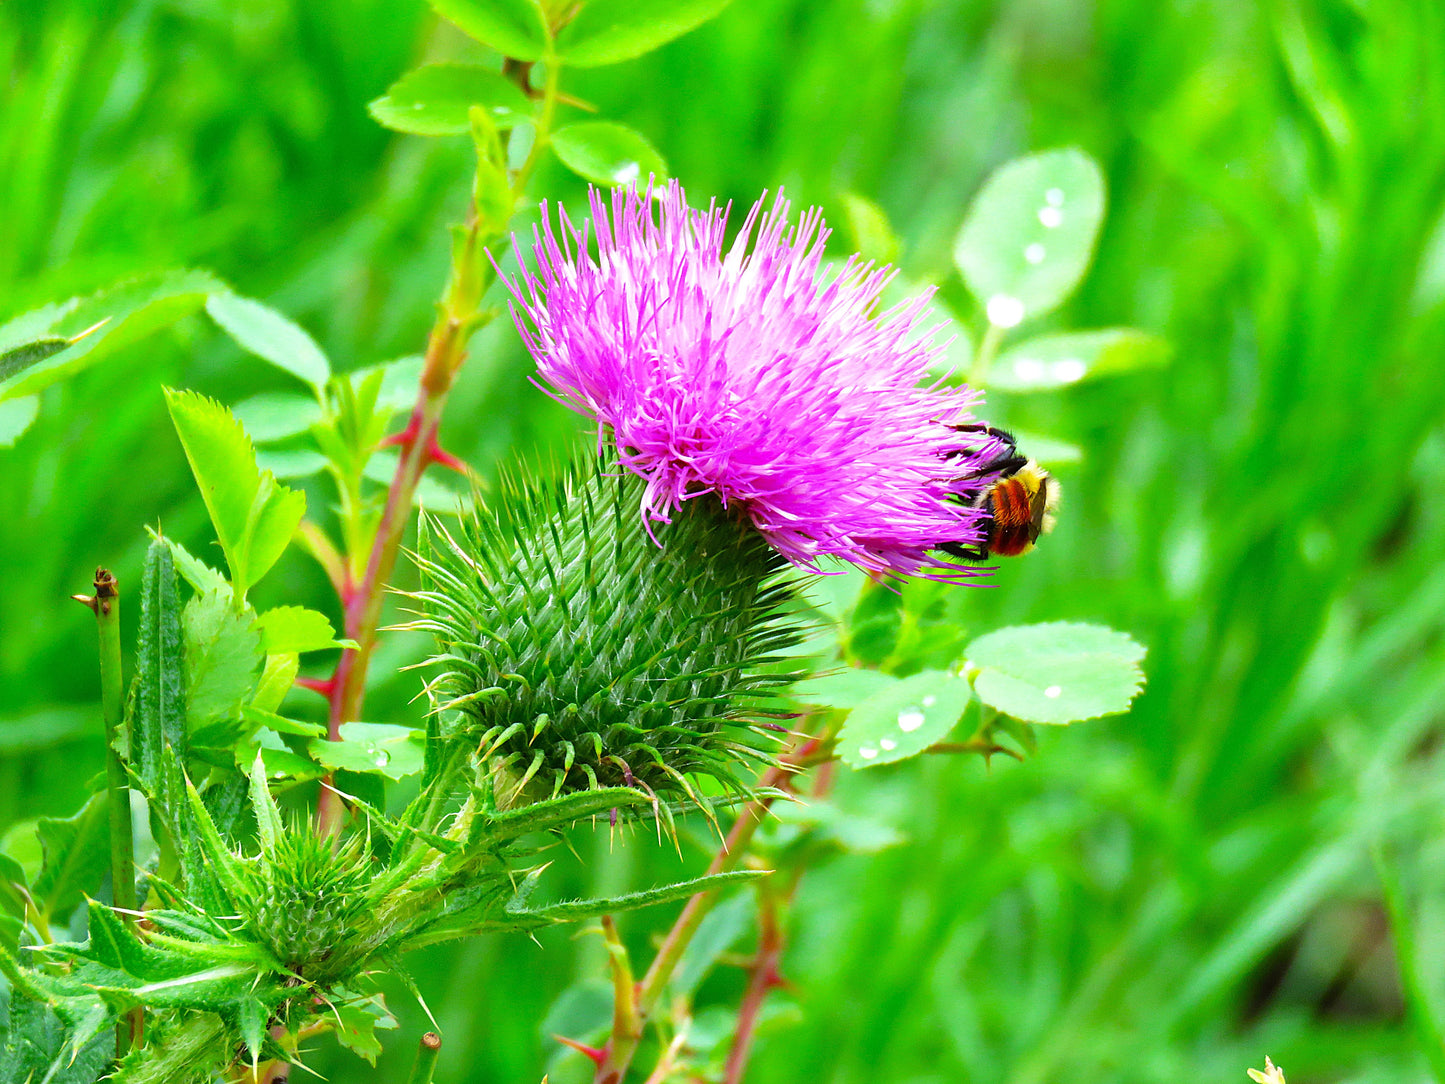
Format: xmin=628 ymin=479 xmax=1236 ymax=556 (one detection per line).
xmin=409 ymin=455 xmax=801 ymax=806
xmin=238 ymin=829 xmax=373 ymax=982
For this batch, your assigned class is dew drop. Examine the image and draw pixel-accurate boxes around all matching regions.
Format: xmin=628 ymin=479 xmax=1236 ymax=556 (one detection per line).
xmin=1038 ymin=206 xmax=1064 ymax=229
xmin=1024 ymin=242 xmax=1046 ymax=265
xmin=372 ymin=749 xmax=391 ymax=768
xmin=1045 ymin=187 xmax=1065 ymax=207
xmin=986 ymin=294 xmax=1026 ymax=329
xmin=859 ymin=745 xmax=880 ymax=760
xmin=898 ymin=710 xmax=925 ymax=732
xmin=1051 ymin=358 xmax=1087 ymax=383
xmin=1044 ymin=685 xmax=1062 ymax=699
xmin=921 ymin=695 xmax=936 ymax=708
xmin=879 ymin=737 xmax=898 ymax=751
xmin=613 ymin=162 xmax=642 ymax=185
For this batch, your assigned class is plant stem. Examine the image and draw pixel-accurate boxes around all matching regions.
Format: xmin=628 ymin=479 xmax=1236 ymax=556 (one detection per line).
xmin=406 ymin=1032 xmax=443 ymax=1084
xmin=75 ymin=569 xmax=136 ymax=919
xmin=593 ymin=733 xmax=827 ymax=1084
xmin=314 ymin=56 xmax=565 ymax=836
xmin=723 ymin=881 xmax=784 ymax=1084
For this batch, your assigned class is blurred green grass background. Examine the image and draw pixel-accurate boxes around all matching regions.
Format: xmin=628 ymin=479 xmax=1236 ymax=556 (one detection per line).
xmin=5 ymin=1 xmax=1445 ymax=1081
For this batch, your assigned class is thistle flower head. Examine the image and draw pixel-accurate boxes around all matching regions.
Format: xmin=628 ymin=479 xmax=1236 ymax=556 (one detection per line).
xmin=509 ymin=181 xmax=1011 ymax=581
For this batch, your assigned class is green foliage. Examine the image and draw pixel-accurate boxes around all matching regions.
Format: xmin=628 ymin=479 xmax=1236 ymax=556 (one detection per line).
xmin=410 ymin=453 xmax=800 ymax=804
xmin=555 ymin=0 xmax=737 ymax=67
xmin=836 ymin=671 xmax=974 ymax=768
xmin=964 ymin=622 xmax=1146 ymax=726
xmin=953 ymin=147 xmax=1105 ymax=328
xmin=6 ymin=1 xmax=1445 ymax=1082
xmin=429 ymin=0 xmax=550 ymax=61
xmin=204 ymin=293 xmax=331 ymax=391
xmin=0 ymin=985 xmax=114 ymax=1084
xmin=164 ymin=389 xmax=307 ymax=600
xmin=369 ymin=64 xmax=535 ymax=137
xmin=988 ymin=329 xmax=1172 ymax=393
xmin=551 ymin=121 xmax=669 ymax=187
xmin=0 ymin=270 xmax=222 ymax=403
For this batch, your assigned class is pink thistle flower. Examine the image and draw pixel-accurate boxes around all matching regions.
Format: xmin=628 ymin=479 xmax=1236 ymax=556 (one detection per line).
xmin=508 ymin=181 xmax=1009 ymax=581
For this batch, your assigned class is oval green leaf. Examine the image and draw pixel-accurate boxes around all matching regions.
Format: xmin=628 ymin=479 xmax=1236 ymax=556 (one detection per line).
xmin=557 ymin=0 xmax=735 ymax=67
xmin=368 ymin=63 xmax=534 ymax=136
xmin=0 ymin=269 xmax=223 ymax=402
xmin=551 ymin=122 xmax=667 ymax=187
xmin=964 ymin=622 xmax=1145 ymax=725
xmin=206 ymin=293 xmax=330 ymax=390
xmin=988 ymin=328 xmax=1170 ymax=392
xmin=838 ymin=670 xmax=973 ymax=769
xmin=308 ymin=723 xmax=425 ymax=781
xmin=232 ymin=392 xmax=323 ymax=444
xmin=953 ymin=147 xmax=1105 ymax=328
xmin=429 ymin=0 xmax=549 ymax=61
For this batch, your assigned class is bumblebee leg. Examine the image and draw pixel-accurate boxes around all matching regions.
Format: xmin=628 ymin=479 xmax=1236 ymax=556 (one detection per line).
xmin=939 ymin=540 xmax=990 ymax=562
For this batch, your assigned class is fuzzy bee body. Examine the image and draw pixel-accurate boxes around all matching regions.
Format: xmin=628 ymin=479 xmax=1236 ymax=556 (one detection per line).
xmin=940 ymin=424 xmax=1059 ymax=561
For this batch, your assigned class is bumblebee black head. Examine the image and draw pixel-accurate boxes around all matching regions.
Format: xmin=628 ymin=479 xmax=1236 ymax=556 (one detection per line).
xmin=937 ymin=423 xmax=1059 ymax=561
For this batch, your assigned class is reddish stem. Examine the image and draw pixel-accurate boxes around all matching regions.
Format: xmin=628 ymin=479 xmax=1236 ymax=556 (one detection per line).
xmin=314 ymin=320 xmax=463 ymax=836
xmin=723 ymin=889 xmax=784 ymax=1084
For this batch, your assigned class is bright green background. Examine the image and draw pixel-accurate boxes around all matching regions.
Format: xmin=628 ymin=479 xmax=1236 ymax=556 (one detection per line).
xmin=5 ymin=1 xmax=1445 ymax=1082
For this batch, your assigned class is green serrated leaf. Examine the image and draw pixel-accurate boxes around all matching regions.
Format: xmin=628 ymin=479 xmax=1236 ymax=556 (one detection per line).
xmin=206 ymin=293 xmax=330 ymax=389
xmin=0 ymin=269 xmax=223 ymax=402
xmin=247 ymin=755 xmax=284 ymax=855
xmin=0 ymin=337 xmax=70 ymax=382
xmin=838 ymin=671 xmax=973 ymax=768
xmin=232 ymin=391 xmax=324 ymax=444
xmin=0 ymin=984 xmax=114 ymax=1084
xmin=165 ymin=389 xmax=306 ymax=596
xmin=250 ymin=654 xmax=299 ymax=715
xmin=429 ymin=0 xmax=549 ymax=60
xmin=954 ymin=147 xmax=1105 ymax=327
xmin=988 ymin=328 xmax=1171 ymax=392
xmin=551 ymin=122 xmax=668 ymax=187
xmin=964 ymin=622 xmax=1146 ymax=724
xmin=183 ymin=589 xmax=263 ymax=747
xmin=31 ymin=795 xmax=108 ymax=922
xmin=151 ymin=533 xmax=231 ymax=596
xmin=0 ymin=395 xmax=39 ymax=448
xmin=333 ymin=993 xmax=399 ymax=1066
xmin=556 ymin=0 xmax=735 ymax=66
xmin=241 ymin=705 xmax=325 ymax=738
xmin=369 ymin=63 xmax=534 ymax=136
xmin=307 ymin=723 xmax=424 ymax=781
xmin=254 ymin=606 xmax=349 ymax=654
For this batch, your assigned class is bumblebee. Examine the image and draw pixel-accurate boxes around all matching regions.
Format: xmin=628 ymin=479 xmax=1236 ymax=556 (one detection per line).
xmin=939 ymin=424 xmax=1059 ymax=561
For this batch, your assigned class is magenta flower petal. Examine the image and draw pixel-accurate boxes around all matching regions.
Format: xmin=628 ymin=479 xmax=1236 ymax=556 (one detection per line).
xmin=508 ymin=181 xmax=1008 ymax=581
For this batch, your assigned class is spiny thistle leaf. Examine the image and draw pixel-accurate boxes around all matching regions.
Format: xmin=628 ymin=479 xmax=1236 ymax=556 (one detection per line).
xmin=408 ymin=453 xmax=804 ymax=807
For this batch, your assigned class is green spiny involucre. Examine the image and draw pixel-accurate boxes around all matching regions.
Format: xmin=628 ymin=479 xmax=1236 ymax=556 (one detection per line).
xmin=409 ymin=454 xmax=803 ymax=806
xmin=237 ymin=829 xmax=373 ymax=982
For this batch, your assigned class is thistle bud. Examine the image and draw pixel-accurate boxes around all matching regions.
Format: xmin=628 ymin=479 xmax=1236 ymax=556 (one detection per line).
xmin=410 ymin=455 xmax=801 ymax=807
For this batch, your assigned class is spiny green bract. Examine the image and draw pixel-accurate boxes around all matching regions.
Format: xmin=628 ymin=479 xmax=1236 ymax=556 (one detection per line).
xmin=408 ymin=454 xmax=803 ymax=806
xmin=236 ymin=829 xmax=373 ymax=983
